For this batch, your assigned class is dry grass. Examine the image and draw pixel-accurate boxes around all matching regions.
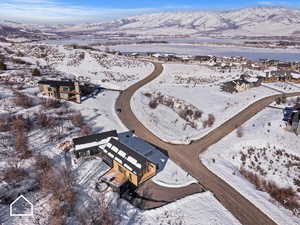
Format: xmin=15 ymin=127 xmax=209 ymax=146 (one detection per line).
xmin=70 ymin=112 xmax=84 ymax=127
xmin=240 ymin=168 xmax=300 ymax=214
xmin=12 ymin=91 xmax=35 ymax=108
xmin=3 ymin=167 xmax=29 ymax=183
xmin=41 ymin=98 xmax=62 ymax=109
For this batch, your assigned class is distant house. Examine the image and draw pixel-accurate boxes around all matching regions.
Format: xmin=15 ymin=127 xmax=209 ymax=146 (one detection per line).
xmin=38 ymin=79 xmax=96 ymax=103
xmin=73 ymin=130 xmax=118 ymax=158
xmin=283 ymin=104 xmax=300 ymax=135
xmin=262 ymin=70 xmax=296 ymax=83
xmin=100 ymin=138 xmax=158 ymax=191
xmin=221 ymin=75 xmax=262 ymax=93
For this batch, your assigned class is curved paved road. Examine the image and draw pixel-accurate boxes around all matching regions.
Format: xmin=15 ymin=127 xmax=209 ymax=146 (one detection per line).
xmin=116 ymin=62 xmax=300 ymax=225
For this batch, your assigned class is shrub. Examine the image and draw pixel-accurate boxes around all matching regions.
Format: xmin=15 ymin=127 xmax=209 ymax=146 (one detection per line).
xmin=35 ymin=111 xmax=56 ymax=128
xmin=143 ymin=92 xmax=152 ymax=98
xmin=41 ymin=98 xmax=61 ymax=109
xmin=34 ymin=155 xmax=53 ymax=175
xmin=15 ymin=129 xmax=31 ymax=159
xmin=236 ymin=126 xmax=244 ymax=138
xmin=11 ymin=116 xmax=30 ymax=132
xmin=0 ymin=61 xmax=7 ymax=70
xmin=207 ymin=114 xmax=215 ymax=127
xmin=193 ymin=110 xmax=203 ymax=120
xmin=71 ymin=112 xmax=84 ymax=127
xmin=149 ymin=100 xmax=158 ymax=109
xmin=275 ymin=97 xmax=281 ymax=105
xmin=32 ymin=68 xmax=41 ymax=76
xmin=81 ymin=125 xmax=92 ymax=136
xmin=0 ymin=117 xmax=10 ymax=132
xmin=13 ymin=92 xmax=34 ymax=108
xmin=3 ymin=167 xmax=29 ymax=183
xmin=240 ymin=168 xmax=300 ymax=211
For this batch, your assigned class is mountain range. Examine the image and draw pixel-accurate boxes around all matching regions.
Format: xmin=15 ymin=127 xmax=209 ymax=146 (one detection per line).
xmin=1 ymin=7 xmax=300 ymax=40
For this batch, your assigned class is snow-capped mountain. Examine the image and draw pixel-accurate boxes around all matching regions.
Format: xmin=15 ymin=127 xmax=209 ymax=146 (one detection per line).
xmin=57 ymin=7 xmax=300 ymax=37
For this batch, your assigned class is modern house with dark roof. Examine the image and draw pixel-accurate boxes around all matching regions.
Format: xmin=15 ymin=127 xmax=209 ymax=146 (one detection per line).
xmin=99 ymin=137 xmax=158 ymax=190
xmin=73 ymin=130 xmax=118 ymax=158
xmin=38 ymin=79 xmax=97 ymax=103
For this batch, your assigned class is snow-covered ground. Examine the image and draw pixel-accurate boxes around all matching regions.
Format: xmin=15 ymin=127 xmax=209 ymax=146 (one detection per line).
xmin=201 ymin=107 xmax=300 ymax=225
xmin=120 ymin=191 xmax=242 ymax=225
xmin=10 ymin=44 xmax=154 ymax=90
xmin=263 ymin=82 xmax=300 ymax=93
xmin=132 ymin=63 xmax=279 ymax=144
xmin=71 ymin=91 xmax=126 ymax=133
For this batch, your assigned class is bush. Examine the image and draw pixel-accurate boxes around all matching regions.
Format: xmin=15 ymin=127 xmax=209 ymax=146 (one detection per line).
xmin=240 ymin=168 xmax=300 ymax=211
xmin=207 ymin=114 xmax=215 ymax=127
xmin=81 ymin=125 xmax=92 ymax=136
xmin=70 ymin=112 xmax=84 ymax=127
xmin=3 ymin=167 xmax=29 ymax=183
xmin=0 ymin=61 xmax=7 ymax=70
xmin=15 ymin=129 xmax=31 ymax=159
xmin=193 ymin=110 xmax=203 ymax=120
xmin=0 ymin=117 xmax=10 ymax=132
xmin=32 ymin=68 xmax=41 ymax=76
xmin=143 ymin=92 xmax=152 ymax=98
xmin=41 ymin=98 xmax=61 ymax=109
xmin=34 ymin=155 xmax=53 ymax=175
xmin=149 ymin=100 xmax=158 ymax=109
xmin=35 ymin=111 xmax=56 ymax=128
xmin=236 ymin=126 xmax=244 ymax=138
xmin=11 ymin=116 xmax=30 ymax=132
xmin=13 ymin=92 xmax=34 ymax=108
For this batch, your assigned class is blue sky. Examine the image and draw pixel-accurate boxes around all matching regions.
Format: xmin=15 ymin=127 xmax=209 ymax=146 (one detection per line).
xmin=0 ymin=0 xmax=298 ymax=24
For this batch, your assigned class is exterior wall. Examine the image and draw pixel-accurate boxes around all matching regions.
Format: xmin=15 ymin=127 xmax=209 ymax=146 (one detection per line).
xmin=39 ymin=84 xmax=58 ymax=98
xmin=140 ymin=162 xmax=157 ymax=184
xmin=113 ymin=161 xmax=139 ymax=186
xmin=39 ymin=83 xmax=82 ymax=103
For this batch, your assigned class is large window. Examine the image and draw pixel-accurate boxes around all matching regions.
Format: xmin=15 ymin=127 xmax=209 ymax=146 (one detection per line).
xmin=118 ymin=165 xmax=125 ymax=174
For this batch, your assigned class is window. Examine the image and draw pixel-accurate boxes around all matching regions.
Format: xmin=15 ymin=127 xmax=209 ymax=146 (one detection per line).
xmin=129 ymin=173 xmax=132 ymax=181
xmin=118 ymin=165 xmax=125 ymax=174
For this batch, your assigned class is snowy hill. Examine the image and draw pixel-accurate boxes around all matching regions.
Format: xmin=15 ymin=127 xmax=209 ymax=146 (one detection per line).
xmin=58 ymin=7 xmax=300 ymax=37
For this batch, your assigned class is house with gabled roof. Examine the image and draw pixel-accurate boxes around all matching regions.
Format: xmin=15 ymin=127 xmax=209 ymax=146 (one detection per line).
xmin=99 ymin=137 xmax=158 ymax=190
xmin=73 ymin=130 xmax=118 ymax=158
xmin=72 ymin=131 xmax=158 ymax=191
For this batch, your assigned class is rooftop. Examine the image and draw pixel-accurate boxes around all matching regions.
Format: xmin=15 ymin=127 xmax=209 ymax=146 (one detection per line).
xmin=73 ymin=130 xmax=118 ymax=146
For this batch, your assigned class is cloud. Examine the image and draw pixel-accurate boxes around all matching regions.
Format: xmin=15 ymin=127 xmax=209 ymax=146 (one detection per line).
xmin=257 ymin=1 xmax=291 ymax=6
xmin=0 ymin=0 xmax=156 ymax=24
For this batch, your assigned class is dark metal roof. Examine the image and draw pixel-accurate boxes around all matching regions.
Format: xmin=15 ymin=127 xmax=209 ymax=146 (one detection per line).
xmin=38 ymin=80 xmax=75 ymax=87
xmin=73 ymin=130 xmax=118 ymax=146
xmin=104 ymin=138 xmax=156 ymax=174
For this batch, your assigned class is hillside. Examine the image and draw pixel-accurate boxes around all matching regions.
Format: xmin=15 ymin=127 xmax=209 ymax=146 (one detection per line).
xmin=57 ymin=7 xmax=300 ymax=38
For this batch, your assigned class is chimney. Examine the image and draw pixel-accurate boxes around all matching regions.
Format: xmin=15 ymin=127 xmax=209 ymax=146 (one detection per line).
xmin=74 ymin=81 xmax=81 ymax=104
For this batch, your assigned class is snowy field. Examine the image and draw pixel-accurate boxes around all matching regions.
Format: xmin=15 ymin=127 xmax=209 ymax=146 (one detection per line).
xmin=119 ymin=191 xmax=242 ymax=225
xmin=201 ymin=107 xmax=300 ymax=225
xmin=132 ymin=63 xmax=279 ymax=144
xmin=9 ymin=44 xmax=154 ymax=90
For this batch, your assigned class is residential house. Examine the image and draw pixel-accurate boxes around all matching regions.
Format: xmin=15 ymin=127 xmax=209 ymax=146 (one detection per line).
xmin=220 ymin=75 xmax=262 ymax=93
xmin=73 ymin=130 xmax=118 ymax=158
xmin=283 ymin=104 xmax=300 ymax=135
xmin=38 ymin=79 xmax=96 ymax=103
xmin=100 ymin=137 xmax=158 ymax=191
xmin=72 ymin=131 xmax=158 ymax=191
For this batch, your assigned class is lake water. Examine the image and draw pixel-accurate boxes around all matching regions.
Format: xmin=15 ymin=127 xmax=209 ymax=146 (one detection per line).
xmin=99 ymin=44 xmax=300 ymax=62
xmin=41 ymin=35 xmax=300 ymax=61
